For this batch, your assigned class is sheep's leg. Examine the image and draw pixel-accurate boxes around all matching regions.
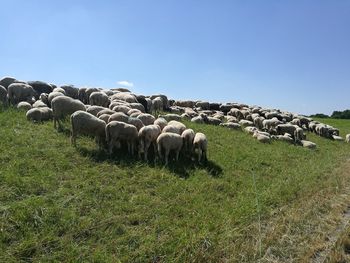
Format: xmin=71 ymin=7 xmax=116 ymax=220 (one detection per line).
xmin=198 ymin=149 xmax=202 ymax=163
xmin=108 ymin=141 xmax=113 ymax=155
xmin=54 ymin=117 xmax=57 ymax=129
xmin=164 ymin=149 xmax=170 ymax=166
xmin=144 ymin=141 xmax=151 ymax=161
xmin=175 ymin=149 xmax=180 ymax=162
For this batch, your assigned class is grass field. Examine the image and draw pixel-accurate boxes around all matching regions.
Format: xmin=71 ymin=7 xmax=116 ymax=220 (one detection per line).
xmin=1 ymin=109 xmax=350 ymax=262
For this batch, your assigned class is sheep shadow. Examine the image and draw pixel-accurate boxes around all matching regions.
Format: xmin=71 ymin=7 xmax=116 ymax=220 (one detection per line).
xmin=76 ymin=146 xmax=223 ymax=179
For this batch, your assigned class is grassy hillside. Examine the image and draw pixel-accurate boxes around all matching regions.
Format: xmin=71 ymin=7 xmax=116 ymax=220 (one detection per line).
xmin=1 ymin=109 xmax=350 ymax=262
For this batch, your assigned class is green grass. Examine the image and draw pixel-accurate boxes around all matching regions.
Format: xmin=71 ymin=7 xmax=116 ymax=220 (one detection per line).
xmin=1 ymin=108 xmax=350 ymax=262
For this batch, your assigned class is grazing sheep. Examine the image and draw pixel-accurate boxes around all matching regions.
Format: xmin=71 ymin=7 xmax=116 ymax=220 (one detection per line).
xmin=89 ymin=91 xmax=110 ymax=107
xmin=70 ymin=111 xmax=106 ymax=147
xmin=0 ymin=76 xmax=17 ymax=89
xmin=85 ymin=88 xmax=100 ymax=104
xmin=98 ymin=114 xmax=112 ymax=123
xmin=157 ymin=132 xmax=183 ymax=165
xmin=53 ymin=87 xmax=66 ymax=95
xmin=0 ymin=85 xmax=8 ymax=106
xmin=96 ymin=109 xmax=115 ymax=117
xmin=78 ymin=87 xmax=87 ymax=103
xmin=48 ymin=91 xmax=65 ymax=106
xmin=253 ymin=131 xmax=271 ymax=143
xmin=127 ymin=108 xmax=142 ymax=116
xmin=60 ymin=85 xmax=79 ymax=99
xmin=108 ymin=112 xmax=129 ymax=123
xmin=181 ymin=129 xmax=195 ymax=153
xmin=32 ymin=100 xmax=47 ymax=108
xmin=294 ymin=127 xmax=304 ymax=143
xmin=276 ymin=124 xmax=297 ymax=137
xmin=244 ymin=126 xmax=258 ymax=135
xmin=137 ymin=113 xmax=156 ymax=126
xmin=207 ymin=117 xmax=222 ymax=126
xmin=301 ymin=140 xmax=317 ymax=149
xmin=111 ymin=92 xmax=137 ymax=103
xmin=346 ymin=134 xmax=350 ymax=143
xmin=8 ymin=83 xmax=36 ymax=104
xmin=138 ymin=124 xmax=161 ymax=161
xmin=127 ymin=117 xmax=144 ymax=131
xmin=263 ymin=118 xmax=282 ymax=132
xmin=158 ymin=113 xmax=182 ymax=122
xmin=28 ymin=81 xmax=53 ymax=98
xmin=154 ymin=117 xmax=168 ymax=131
xmin=191 ymin=115 xmax=205 ymax=124
xmin=51 ymin=96 xmax=86 ymax=129
xmin=276 ymin=135 xmax=294 ymax=143
xmin=150 ymin=94 xmax=169 ymax=110
xmin=106 ymin=121 xmax=138 ymax=155
xmin=26 ymin=107 xmax=52 ymax=123
xmin=168 ymin=120 xmax=186 ymax=134
xmin=239 ymin=120 xmax=254 ymax=127
xmin=195 ymin=101 xmax=210 ymax=110
xmin=86 ymin=105 xmax=106 ymax=117
xmin=151 ymin=97 xmax=163 ymax=114
xmin=193 ymin=132 xmax=208 ymax=163
xmin=39 ymin=93 xmax=49 ymax=105
xmin=112 ymin=105 xmax=131 ymax=114
xmin=129 ymin=103 xmax=145 ymax=113
xmin=253 ymin=116 xmax=264 ymax=130
xmin=17 ymin=101 xmax=32 ymax=111
xmin=220 ymin=122 xmax=241 ymax=129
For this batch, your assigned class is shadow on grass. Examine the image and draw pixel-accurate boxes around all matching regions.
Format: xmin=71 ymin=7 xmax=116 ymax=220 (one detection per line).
xmin=76 ymin=145 xmax=223 ymax=179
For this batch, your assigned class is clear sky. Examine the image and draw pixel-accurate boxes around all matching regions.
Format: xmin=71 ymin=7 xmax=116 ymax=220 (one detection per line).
xmin=1 ymin=0 xmax=349 ymax=115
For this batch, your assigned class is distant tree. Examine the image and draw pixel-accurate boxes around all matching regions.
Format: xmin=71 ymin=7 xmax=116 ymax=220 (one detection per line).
xmin=309 ymin=113 xmax=329 ymax=118
xmin=331 ymin=109 xmax=350 ymax=119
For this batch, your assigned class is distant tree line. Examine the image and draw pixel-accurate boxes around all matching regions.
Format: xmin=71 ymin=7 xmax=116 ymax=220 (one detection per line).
xmin=309 ymin=109 xmax=350 ymax=119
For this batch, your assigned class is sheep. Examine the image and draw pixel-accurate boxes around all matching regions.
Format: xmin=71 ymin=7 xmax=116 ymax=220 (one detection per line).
xmin=193 ymin=132 xmax=208 ymax=163
xmin=112 ymin=105 xmax=131 ymax=114
xmin=244 ymin=126 xmax=258 ymax=135
xmin=86 ymin=105 xmax=106 ymax=116
xmin=96 ymin=109 xmax=115 ymax=117
xmin=301 ymin=140 xmax=317 ymax=149
xmin=8 ymin=83 xmax=36 ymax=104
xmin=78 ymin=87 xmax=87 ymax=103
xmin=181 ymin=129 xmax=195 ymax=153
xmin=239 ymin=120 xmax=254 ymax=127
xmin=151 ymin=96 xmax=163 ymax=114
xmin=48 ymin=91 xmax=65 ymax=106
xmin=98 ymin=114 xmax=112 ymax=123
xmin=53 ymin=87 xmax=66 ymax=95
xmin=207 ymin=117 xmax=222 ymax=126
xmin=167 ymin=120 xmax=186 ymax=134
xmin=253 ymin=131 xmax=271 ymax=143
xmin=17 ymin=101 xmax=32 ymax=111
xmin=0 ymin=85 xmax=8 ymax=106
xmin=89 ymin=91 xmax=110 ymax=107
xmin=157 ymin=113 xmax=181 ymax=122
xmin=154 ymin=117 xmax=168 ymax=131
xmin=276 ymin=135 xmax=294 ymax=143
xmin=150 ymin=94 xmax=169 ymax=110
xmin=157 ymin=132 xmax=183 ymax=165
xmin=294 ymin=127 xmax=305 ymax=143
xmin=85 ymin=88 xmax=100 ymax=104
xmin=127 ymin=117 xmax=144 ymax=131
xmin=220 ymin=122 xmax=241 ymax=129
xmin=108 ymin=112 xmax=129 ymax=123
xmin=263 ymin=118 xmax=282 ymax=132
xmin=0 ymin=76 xmax=17 ymax=89
xmin=138 ymin=124 xmax=161 ymax=161
xmin=26 ymin=107 xmax=52 ymax=123
xmin=137 ymin=113 xmax=156 ymax=126
xmin=32 ymin=100 xmax=47 ymax=108
xmin=191 ymin=115 xmax=205 ymax=124
xmin=195 ymin=101 xmax=210 ymax=110
xmin=39 ymin=93 xmax=49 ymax=105
xmin=129 ymin=103 xmax=145 ymax=113
xmin=253 ymin=116 xmax=264 ymax=130
xmin=60 ymin=85 xmax=79 ymax=99
xmin=70 ymin=111 xmax=106 ymax=147
xmin=51 ymin=96 xmax=86 ymax=129
xmin=28 ymin=81 xmax=53 ymax=98
xmin=110 ymin=92 xmax=138 ymax=103
xmin=346 ymin=134 xmax=350 ymax=143
xmin=276 ymin=124 xmax=297 ymax=137
xmin=106 ymin=121 xmax=138 ymax=155
xmin=332 ymin=135 xmax=343 ymax=141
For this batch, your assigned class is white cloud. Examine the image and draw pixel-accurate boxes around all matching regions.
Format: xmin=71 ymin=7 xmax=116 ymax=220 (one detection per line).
xmin=117 ymin=80 xmax=134 ymax=88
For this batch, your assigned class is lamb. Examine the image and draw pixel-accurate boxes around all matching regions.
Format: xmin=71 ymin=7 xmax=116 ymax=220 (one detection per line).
xmin=105 ymin=121 xmax=138 ymax=155
xmin=137 ymin=113 xmax=156 ymax=126
xmin=301 ymin=140 xmax=317 ymax=149
xmin=193 ymin=132 xmax=208 ymax=163
xmin=89 ymin=91 xmax=110 ymax=107
xmin=138 ymin=124 xmax=161 ymax=161
xmin=181 ymin=129 xmax=195 ymax=153
xmin=51 ymin=96 xmax=86 ymax=129
xmin=70 ymin=111 xmax=106 ymax=147
xmin=157 ymin=132 xmax=183 ymax=165
xmin=0 ymin=85 xmax=8 ymax=106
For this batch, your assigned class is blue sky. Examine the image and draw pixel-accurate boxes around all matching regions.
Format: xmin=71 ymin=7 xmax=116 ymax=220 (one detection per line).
xmin=1 ymin=0 xmax=349 ymax=115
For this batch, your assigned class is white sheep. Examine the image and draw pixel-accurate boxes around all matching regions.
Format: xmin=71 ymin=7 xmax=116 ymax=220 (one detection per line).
xmin=193 ymin=132 xmax=208 ymax=163
xmin=51 ymin=96 xmax=86 ymax=129
xmin=137 ymin=113 xmax=156 ymax=126
xmin=86 ymin=105 xmax=107 ymax=117
xmin=89 ymin=91 xmax=110 ymax=107
xmin=154 ymin=117 xmax=168 ymax=131
xmin=127 ymin=117 xmax=145 ymax=131
xmin=346 ymin=134 xmax=350 ymax=143
xmin=106 ymin=121 xmax=138 ymax=155
xmin=138 ymin=124 xmax=161 ymax=161
xmin=108 ymin=112 xmax=129 ymax=123
xmin=8 ymin=83 xmax=36 ymax=104
xmin=157 ymin=132 xmax=183 ymax=165
xmin=301 ymin=140 xmax=317 ymax=149
xmin=181 ymin=129 xmax=195 ymax=153
xmin=17 ymin=101 xmax=32 ymax=111
xmin=151 ymin=96 xmax=163 ymax=114
xmin=26 ymin=107 xmax=52 ymax=123
xmin=70 ymin=111 xmax=106 ymax=147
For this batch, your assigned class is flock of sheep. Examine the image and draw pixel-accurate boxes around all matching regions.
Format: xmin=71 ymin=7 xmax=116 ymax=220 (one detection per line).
xmin=1 ymin=76 xmax=349 ymax=164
